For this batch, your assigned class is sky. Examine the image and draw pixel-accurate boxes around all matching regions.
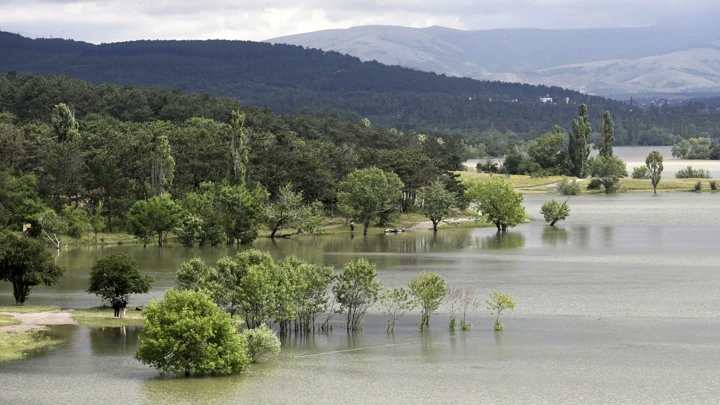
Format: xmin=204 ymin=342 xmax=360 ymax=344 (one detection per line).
xmin=0 ymin=0 xmax=718 ymax=44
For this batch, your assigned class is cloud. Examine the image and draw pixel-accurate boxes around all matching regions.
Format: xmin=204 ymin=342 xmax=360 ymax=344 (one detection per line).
xmin=0 ymin=0 xmax=718 ymax=43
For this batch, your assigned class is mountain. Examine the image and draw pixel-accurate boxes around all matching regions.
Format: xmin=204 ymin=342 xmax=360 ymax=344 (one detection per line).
xmin=268 ymin=23 xmax=720 ymax=98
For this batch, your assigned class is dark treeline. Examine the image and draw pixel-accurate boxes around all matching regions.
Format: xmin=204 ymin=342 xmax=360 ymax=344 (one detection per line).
xmin=2 ymin=32 xmax=720 ymax=149
xmin=0 ymin=74 xmax=467 ymax=242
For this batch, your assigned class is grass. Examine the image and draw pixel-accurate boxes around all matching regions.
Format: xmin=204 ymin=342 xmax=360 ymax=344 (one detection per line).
xmin=456 ymin=171 xmax=566 ymax=189
xmin=72 ymin=307 xmax=145 ymax=328
xmin=0 ymin=314 xmax=20 ymax=327
xmin=0 ymin=306 xmax=61 ymax=314
xmin=618 ymin=178 xmax=715 ymax=192
xmin=0 ymin=331 xmax=64 ymax=362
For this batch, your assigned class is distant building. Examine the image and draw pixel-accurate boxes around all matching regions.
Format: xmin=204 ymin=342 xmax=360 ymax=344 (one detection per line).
xmin=540 ymin=95 xmax=553 ymax=103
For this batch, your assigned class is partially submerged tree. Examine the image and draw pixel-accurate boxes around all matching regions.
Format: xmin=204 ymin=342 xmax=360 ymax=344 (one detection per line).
xmin=418 ymin=179 xmax=456 ymax=232
xmin=540 ymin=198 xmax=570 ymax=226
xmin=239 ymin=324 xmax=281 ymax=363
xmin=0 ymin=232 xmax=67 ymax=305
xmin=337 ymin=167 xmax=404 ymax=235
xmin=465 ymin=177 xmax=526 ymax=232
xmin=598 ymin=111 xmax=615 ymax=158
xmin=588 ymin=155 xmax=628 ymax=194
xmin=645 ymin=150 xmax=664 ymax=194
xmin=486 ymin=291 xmax=516 ymax=331
xmin=265 ymin=183 xmax=324 ymax=238
xmin=333 ymin=258 xmax=381 ymax=331
xmin=135 ymin=289 xmax=250 ymax=377
xmin=129 ymin=194 xmax=183 ymax=247
xmin=378 ymin=287 xmax=415 ymax=333
xmin=87 ymin=252 xmax=153 ymax=305
xmin=568 ymin=104 xmax=591 ymax=178
xmin=408 ymin=271 xmax=448 ymax=331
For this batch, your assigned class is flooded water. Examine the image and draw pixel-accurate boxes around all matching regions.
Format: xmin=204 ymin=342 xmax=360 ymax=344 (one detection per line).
xmin=2 ymin=193 xmax=720 ymax=403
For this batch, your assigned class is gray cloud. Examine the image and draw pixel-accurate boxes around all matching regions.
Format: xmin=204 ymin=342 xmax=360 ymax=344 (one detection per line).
xmin=0 ymin=0 xmax=718 ymax=43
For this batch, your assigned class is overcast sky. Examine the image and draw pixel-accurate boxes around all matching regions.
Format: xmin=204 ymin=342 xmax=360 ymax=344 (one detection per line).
xmin=0 ymin=0 xmax=717 ymax=43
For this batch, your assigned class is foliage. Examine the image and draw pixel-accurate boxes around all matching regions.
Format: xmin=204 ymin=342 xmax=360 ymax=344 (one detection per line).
xmin=333 ymin=258 xmax=380 ymax=331
xmin=135 ymin=289 xmax=250 ymax=377
xmin=176 ymin=257 xmax=218 ymax=292
xmin=631 ymin=166 xmax=650 ymax=179
xmin=408 ymin=271 xmax=448 ymax=331
xmin=675 ymin=166 xmax=711 ymax=179
xmin=568 ymin=104 xmax=591 ymax=178
xmin=129 ymin=194 xmax=183 ymax=247
xmin=379 ymin=287 xmax=415 ymax=333
xmin=275 ymin=255 xmax=334 ymax=334
xmin=239 ymin=324 xmax=281 ymax=363
xmin=645 ymin=150 xmax=664 ymax=194
xmin=0 ymin=232 xmax=66 ymax=305
xmin=418 ymin=179 xmax=457 ymax=232
xmin=694 ymin=181 xmax=703 ymax=191
xmin=528 ymin=125 xmax=569 ymax=174
xmin=671 ymin=137 xmax=713 ymax=159
xmin=711 ymin=181 xmax=718 ymax=191
xmin=464 ymin=177 xmax=526 ymax=231
xmin=540 ymin=199 xmax=570 ymax=226
xmin=586 ymin=178 xmax=603 ymax=190
xmin=598 ymin=111 xmax=615 ymax=158
xmin=264 ymin=183 xmax=324 ymax=238
xmin=486 ymin=291 xmax=516 ymax=331
xmin=587 ymin=155 xmax=628 ymax=194
xmin=555 ymin=177 xmax=581 ymax=195
xmin=337 ymin=167 xmax=404 ymax=235
xmin=476 ymin=160 xmax=500 ymax=173
xmin=87 ymin=252 xmax=153 ymax=305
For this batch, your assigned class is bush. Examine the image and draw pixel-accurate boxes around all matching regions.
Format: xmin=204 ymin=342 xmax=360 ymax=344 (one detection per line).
xmin=710 ymin=181 xmax=718 ymax=191
xmin=586 ymin=178 xmax=603 ymax=190
xmin=239 ymin=324 xmax=281 ymax=363
xmin=476 ymin=160 xmax=500 ymax=173
xmin=676 ymin=166 xmax=712 ymax=179
xmin=694 ymin=181 xmax=703 ymax=191
xmin=631 ymin=166 xmax=650 ymax=179
xmin=556 ymin=177 xmax=581 ymax=195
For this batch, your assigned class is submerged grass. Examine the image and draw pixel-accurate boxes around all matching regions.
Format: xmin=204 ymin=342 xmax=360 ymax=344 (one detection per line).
xmin=73 ymin=308 xmax=145 ymax=328
xmin=0 ymin=331 xmax=64 ymax=362
xmin=0 ymin=306 xmax=61 ymax=314
xmin=0 ymin=314 xmax=20 ymax=327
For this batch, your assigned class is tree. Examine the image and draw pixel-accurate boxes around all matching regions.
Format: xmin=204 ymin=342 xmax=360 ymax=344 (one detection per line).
xmin=135 ymin=289 xmax=250 ymax=377
xmin=599 ymin=111 xmax=615 ymax=158
xmin=464 ymin=177 xmax=526 ymax=232
xmin=275 ymin=255 xmax=334 ymax=335
xmin=337 ymin=167 xmax=404 ymax=235
xmin=486 ymin=291 xmax=516 ymax=331
xmin=378 ymin=287 xmax=415 ymax=333
xmin=540 ymin=198 xmax=570 ymax=226
xmin=87 ymin=252 xmax=153 ymax=305
xmin=0 ymin=232 xmax=66 ymax=305
xmin=129 ymin=194 xmax=183 ymax=247
xmin=645 ymin=150 xmax=664 ymax=194
xmin=332 ymin=258 xmax=380 ymax=331
xmin=528 ymin=125 xmax=569 ymax=173
xmin=149 ymin=133 xmax=175 ymax=196
xmin=588 ymin=155 xmax=628 ymax=194
xmin=36 ymin=208 xmax=65 ymax=250
xmin=230 ymin=110 xmax=250 ymax=187
xmin=265 ymin=183 xmax=324 ymax=238
xmin=176 ymin=257 xmax=218 ymax=292
xmin=408 ymin=271 xmax=448 ymax=330
xmin=418 ymin=179 xmax=456 ymax=232
xmin=568 ymin=104 xmax=591 ymax=177
xmin=239 ymin=324 xmax=281 ymax=363
xmin=51 ymin=103 xmax=78 ymax=143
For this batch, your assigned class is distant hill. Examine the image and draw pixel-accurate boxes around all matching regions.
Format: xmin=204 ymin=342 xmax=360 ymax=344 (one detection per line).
xmin=0 ymin=30 xmax=625 ymax=137
xmin=269 ymin=23 xmax=720 ymax=98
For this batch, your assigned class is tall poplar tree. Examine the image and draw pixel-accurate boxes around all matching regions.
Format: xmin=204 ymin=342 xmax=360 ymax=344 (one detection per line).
xmin=230 ymin=110 xmax=249 ymax=187
xmin=568 ymin=104 xmax=591 ymax=178
xmin=599 ymin=111 xmax=615 ymax=158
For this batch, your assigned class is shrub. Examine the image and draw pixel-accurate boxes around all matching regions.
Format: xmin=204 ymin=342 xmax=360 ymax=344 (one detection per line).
xmin=631 ymin=166 xmax=650 ymax=179
xmin=694 ymin=181 xmax=703 ymax=192
xmin=476 ymin=160 xmax=500 ymax=173
xmin=710 ymin=181 xmax=718 ymax=191
xmin=240 ymin=324 xmax=281 ymax=363
xmin=586 ymin=178 xmax=603 ymax=190
xmin=556 ymin=177 xmax=581 ymax=195
xmin=676 ymin=166 xmax=712 ymax=179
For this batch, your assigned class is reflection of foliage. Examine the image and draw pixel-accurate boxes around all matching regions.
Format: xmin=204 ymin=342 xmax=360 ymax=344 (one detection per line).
xmin=541 ymin=226 xmax=568 ymax=247
xmin=478 ymin=232 xmax=525 ymax=249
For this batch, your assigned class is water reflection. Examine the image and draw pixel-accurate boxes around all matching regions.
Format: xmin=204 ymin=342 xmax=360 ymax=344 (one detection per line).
xmin=476 ymin=232 xmax=525 ymax=250
xmin=541 ymin=226 xmax=568 ymax=247
xmin=89 ymin=326 xmax=141 ymax=356
xmin=142 ymin=374 xmax=246 ymax=405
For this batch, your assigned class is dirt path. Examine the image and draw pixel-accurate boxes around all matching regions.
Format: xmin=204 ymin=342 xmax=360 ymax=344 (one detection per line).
xmin=0 ymin=310 xmax=77 ymax=333
xmin=407 ymin=216 xmax=476 ymax=231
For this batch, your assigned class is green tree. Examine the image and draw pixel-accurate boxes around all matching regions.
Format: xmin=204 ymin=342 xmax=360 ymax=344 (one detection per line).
xmin=275 ymin=255 xmax=334 ymax=335
xmin=540 ymin=198 xmax=570 ymax=226
xmin=230 ymin=111 xmax=250 ymax=187
xmin=486 ymin=291 xmax=516 ymax=331
xmin=568 ymin=104 xmax=591 ymax=177
xmin=239 ymin=324 xmax=281 ymax=363
xmin=87 ymin=252 xmax=153 ymax=305
xmin=588 ymin=155 xmax=628 ymax=194
xmin=645 ymin=150 xmax=664 ymax=194
xmin=528 ymin=125 xmax=568 ymax=173
xmin=0 ymin=232 xmax=66 ymax=305
xmin=129 ymin=194 xmax=183 ymax=247
xmin=176 ymin=257 xmax=218 ymax=292
xmin=464 ymin=177 xmax=526 ymax=232
xmin=333 ymin=258 xmax=381 ymax=331
xmin=149 ymin=133 xmax=175 ymax=196
xmin=378 ymin=287 xmax=415 ymax=333
xmin=265 ymin=183 xmax=324 ymax=238
xmin=135 ymin=289 xmax=250 ymax=377
xmin=418 ymin=179 xmax=456 ymax=232
xmin=408 ymin=271 xmax=448 ymax=330
xmin=599 ymin=111 xmax=615 ymax=158
xmin=51 ymin=103 xmax=78 ymax=143
xmin=337 ymin=167 xmax=404 ymax=235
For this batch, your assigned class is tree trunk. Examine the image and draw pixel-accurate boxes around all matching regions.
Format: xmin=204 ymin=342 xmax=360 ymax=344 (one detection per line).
xmin=501 ymin=224 xmax=508 ymax=232
xmin=363 ymin=221 xmax=370 ymax=235
xmin=432 ymin=220 xmax=439 ymax=232
xmin=550 ymin=219 xmax=557 ymax=226
xmin=158 ymin=231 xmax=163 ymax=247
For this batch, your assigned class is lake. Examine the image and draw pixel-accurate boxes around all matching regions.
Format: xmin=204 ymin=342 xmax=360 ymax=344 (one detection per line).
xmin=1 ymin=192 xmax=720 ymax=403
